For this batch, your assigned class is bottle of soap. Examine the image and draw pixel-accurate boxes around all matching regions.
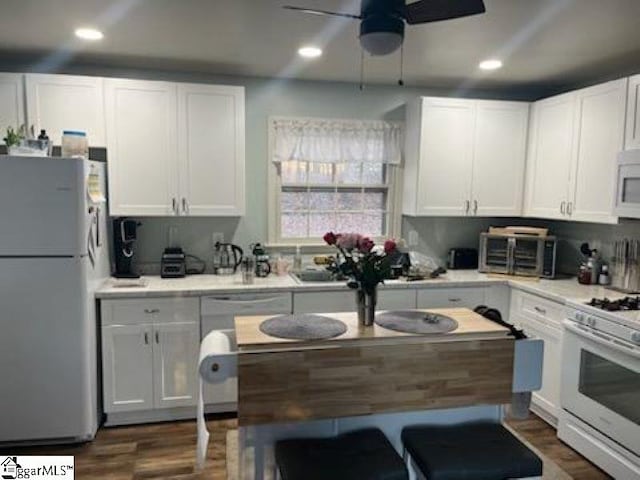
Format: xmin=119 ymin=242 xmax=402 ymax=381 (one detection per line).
xmin=599 ymin=264 xmax=610 ymax=286
xmin=293 ymin=245 xmax=302 ymax=272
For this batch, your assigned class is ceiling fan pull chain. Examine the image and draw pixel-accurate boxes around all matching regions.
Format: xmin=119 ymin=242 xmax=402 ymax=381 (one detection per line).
xmin=398 ymin=43 xmax=405 ymax=86
xmin=359 ymin=48 xmax=365 ymax=91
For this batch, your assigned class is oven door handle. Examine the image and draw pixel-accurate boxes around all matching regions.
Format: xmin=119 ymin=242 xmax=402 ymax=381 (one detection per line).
xmin=563 ymin=320 xmax=640 ymax=359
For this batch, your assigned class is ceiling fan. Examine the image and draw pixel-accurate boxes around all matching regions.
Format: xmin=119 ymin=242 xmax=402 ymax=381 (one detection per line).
xmin=283 ymin=0 xmax=486 ymax=56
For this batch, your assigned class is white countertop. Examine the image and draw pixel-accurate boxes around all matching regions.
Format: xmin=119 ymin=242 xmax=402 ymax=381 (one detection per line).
xmin=96 ymin=270 xmax=620 ymax=306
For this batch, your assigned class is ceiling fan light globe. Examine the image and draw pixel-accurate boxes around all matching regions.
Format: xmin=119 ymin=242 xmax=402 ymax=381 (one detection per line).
xmin=360 ymin=32 xmax=403 ymax=56
xmin=359 ymin=14 xmax=404 ymax=56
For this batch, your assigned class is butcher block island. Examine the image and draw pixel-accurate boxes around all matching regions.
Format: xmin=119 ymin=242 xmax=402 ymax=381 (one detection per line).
xmin=234 ymin=308 xmax=521 ymax=479
xmin=236 ymin=308 xmax=513 ymax=426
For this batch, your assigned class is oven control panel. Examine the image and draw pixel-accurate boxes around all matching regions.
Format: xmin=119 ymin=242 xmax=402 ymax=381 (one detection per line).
xmin=570 ymin=309 xmax=640 ymax=346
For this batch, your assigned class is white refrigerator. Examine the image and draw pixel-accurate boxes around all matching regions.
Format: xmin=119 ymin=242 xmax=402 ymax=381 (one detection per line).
xmin=0 ymin=155 xmax=109 ymax=444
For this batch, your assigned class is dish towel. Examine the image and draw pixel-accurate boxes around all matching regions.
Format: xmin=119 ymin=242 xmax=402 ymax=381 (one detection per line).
xmin=196 ymin=331 xmax=237 ymax=471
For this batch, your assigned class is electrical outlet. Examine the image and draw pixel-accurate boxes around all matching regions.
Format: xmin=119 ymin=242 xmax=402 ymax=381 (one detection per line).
xmin=408 ymin=230 xmax=419 ymax=247
xmin=212 ymin=232 xmax=224 ymax=247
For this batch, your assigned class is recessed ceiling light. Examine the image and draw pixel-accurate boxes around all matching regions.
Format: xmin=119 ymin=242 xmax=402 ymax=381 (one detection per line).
xmin=75 ymin=28 xmax=104 ymax=41
xmin=479 ymin=59 xmax=503 ymax=71
xmin=298 ymin=46 xmax=322 ymax=59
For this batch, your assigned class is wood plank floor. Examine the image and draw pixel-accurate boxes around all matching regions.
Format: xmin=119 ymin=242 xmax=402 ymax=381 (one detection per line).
xmin=505 ymin=416 xmax=611 ymax=480
xmin=2 ymin=414 xmax=610 ymax=479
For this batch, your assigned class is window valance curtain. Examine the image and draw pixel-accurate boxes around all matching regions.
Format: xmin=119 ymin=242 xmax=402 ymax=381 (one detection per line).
xmin=272 ymin=117 xmax=403 ymax=164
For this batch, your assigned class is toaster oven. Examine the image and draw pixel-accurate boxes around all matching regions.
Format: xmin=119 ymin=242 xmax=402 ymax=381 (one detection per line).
xmin=479 ymin=233 xmax=557 ymax=278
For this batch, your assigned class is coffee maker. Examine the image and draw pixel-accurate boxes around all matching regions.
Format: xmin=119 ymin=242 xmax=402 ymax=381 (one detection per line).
xmin=113 ymin=218 xmax=141 ymax=278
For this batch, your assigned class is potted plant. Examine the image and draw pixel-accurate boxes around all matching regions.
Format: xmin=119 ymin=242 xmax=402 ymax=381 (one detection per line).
xmin=323 ymin=231 xmax=397 ymax=326
xmin=3 ymin=126 xmax=24 ymax=154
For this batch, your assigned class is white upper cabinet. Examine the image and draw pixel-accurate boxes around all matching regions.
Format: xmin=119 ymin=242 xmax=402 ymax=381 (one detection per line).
xmin=177 ymin=84 xmax=245 ymax=216
xmin=25 ymin=74 xmax=106 ymax=146
xmin=106 ymin=79 xmax=245 ymax=217
xmin=625 ymin=74 xmax=640 ymax=150
xmin=525 ymin=79 xmax=627 ymax=224
xmin=524 ymin=92 xmax=576 ymax=220
xmin=403 ymin=97 xmax=528 ymax=216
xmin=105 ymin=78 xmax=179 ymax=216
xmin=0 ymin=73 xmax=25 ymax=143
xmin=472 ymin=101 xmax=529 ymax=216
xmin=570 ymin=79 xmax=626 ymax=223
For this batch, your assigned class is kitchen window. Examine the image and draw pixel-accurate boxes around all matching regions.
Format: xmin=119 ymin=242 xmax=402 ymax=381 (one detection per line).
xmin=268 ymin=117 xmax=403 ymax=244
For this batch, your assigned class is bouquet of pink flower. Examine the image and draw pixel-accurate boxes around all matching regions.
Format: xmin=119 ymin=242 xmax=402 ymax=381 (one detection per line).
xmin=323 ymin=231 xmax=397 ymax=293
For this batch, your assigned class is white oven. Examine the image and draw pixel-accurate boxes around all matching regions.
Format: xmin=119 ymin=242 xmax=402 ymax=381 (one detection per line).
xmin=615 ymin=149 xmax=640 ymax=218
xmin=561 ymin=318 xmax=640 ymax=457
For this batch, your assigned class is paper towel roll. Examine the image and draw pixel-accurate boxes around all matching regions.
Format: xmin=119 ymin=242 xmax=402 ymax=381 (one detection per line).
xmin=198 ymin=330 xmax=237 ymax=384
xmin=196 ymin=330 xmax=237 ymax=471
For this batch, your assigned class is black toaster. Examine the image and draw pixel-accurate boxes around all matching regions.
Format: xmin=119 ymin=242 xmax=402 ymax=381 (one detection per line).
xmin=447 ymin=248 xmax=479 ymax=270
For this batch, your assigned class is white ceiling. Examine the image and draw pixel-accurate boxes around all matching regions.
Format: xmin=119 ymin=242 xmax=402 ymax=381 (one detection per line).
xmin=1 ymin=0 xmax=640 ymax=93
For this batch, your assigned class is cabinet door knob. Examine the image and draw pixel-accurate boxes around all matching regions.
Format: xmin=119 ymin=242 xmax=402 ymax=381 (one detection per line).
xmin=144 ymin=332 xmax=149 ymax=345
xmin=448 ymin=298 xmax=462 ymax=303
xmin=560 ymin=201 xmax=566 ymax=214
xmin=155 ymin=331 xmax=160 ymax=344
xmin=473 ymin=200 xmax=478 ymax=215
xmin=172 ymin=198 xmax=178 ymax=214
xmin=465 ymin=200 xmax=470 ymax=214
xmin=144 ymin=308 xmax=159 ymax=314
xmin=182 ymin=197 xmax=188 ymax=214
xmin=567 ymin=201 xmax=573 ymax=215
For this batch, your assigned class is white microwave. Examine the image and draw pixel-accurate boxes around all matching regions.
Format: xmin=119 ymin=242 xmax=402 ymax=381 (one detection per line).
xmin=615 ymin=150 xmax=640 ymax=218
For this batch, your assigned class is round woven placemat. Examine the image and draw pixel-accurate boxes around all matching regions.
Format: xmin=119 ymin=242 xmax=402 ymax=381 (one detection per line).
xmin=259 ymin=314 xmax=347 ymax=340
xmin=375 ymin=310 xmax=458 ymax=334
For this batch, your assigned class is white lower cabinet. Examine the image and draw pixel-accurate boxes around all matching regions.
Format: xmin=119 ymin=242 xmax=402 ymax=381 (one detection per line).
xmin=101 ymin=298 xmax=200 ymax=421
xmin=416 ymin=287 xmax=486 ymax=309
xmin=293 ymin=289 xmax=416 ymax=314
xmin=509 ymin=290 xmax=564 ymax=425
xmin=519 ymin=316 xmax=563 ymax=423
xmin=102 ymin=323 xmax=154 ymax=413
xmin=152 ymin=322 xmax=200 ymax=409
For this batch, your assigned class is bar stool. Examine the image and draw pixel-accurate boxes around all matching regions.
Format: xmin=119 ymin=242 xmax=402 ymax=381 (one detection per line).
xmin=401 ymin=422 xmax=543 ymax=480
xmin=275 ymin=428 xmax=409 ymax=480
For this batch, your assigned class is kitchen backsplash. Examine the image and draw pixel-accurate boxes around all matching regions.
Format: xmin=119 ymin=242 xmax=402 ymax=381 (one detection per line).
xmin=131 ymin=215 xmax=640 ymax=276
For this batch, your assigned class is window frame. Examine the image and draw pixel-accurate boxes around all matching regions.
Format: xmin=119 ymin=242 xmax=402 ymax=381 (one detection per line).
xmin=267 ymin=116 xmax=402 ymax=246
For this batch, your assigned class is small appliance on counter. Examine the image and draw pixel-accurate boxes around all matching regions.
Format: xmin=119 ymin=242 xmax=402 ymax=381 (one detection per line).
xmin=578 ymin=243 xmax=602 ymax=285
xmin=113 ymin=218 xmax=141 ymax=278
xmin=212 ymin=241 xmax=243 ymax=275
xmin=447 ymin=248 xmax=478 ymax=269
xmin=251 ymin=243 xmax=271 ymax=277
xmin=479 ymin=226 xmax=556 ymax=279
xmin=387 ymin=250 xmax=411 ymax=278
xmin=161 ymin=247 xmax=186 ymax=278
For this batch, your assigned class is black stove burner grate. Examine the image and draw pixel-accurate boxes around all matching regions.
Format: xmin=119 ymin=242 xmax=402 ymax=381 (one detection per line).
xmin=587 ymin=296 xmax=640 ymax=311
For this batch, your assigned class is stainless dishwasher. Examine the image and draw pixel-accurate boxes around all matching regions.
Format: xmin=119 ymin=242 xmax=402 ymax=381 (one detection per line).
xmin=200 ymin=292 xmax=292 ymax=412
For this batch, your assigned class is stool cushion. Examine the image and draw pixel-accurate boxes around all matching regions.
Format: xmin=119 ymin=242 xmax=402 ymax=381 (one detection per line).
xmin=402 ymin=422 xmax=543 ymax=480
xmin=275 ymin=428 xmax=408 ymax=480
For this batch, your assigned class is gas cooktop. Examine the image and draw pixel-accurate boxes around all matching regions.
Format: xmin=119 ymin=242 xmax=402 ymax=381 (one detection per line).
xmin=587 ymin=296 xmax=640 ymax=312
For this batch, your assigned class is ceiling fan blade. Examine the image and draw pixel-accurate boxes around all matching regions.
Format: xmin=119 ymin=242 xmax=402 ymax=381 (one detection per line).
xmin=404 ymin=0 xmax=486 ymax=24
xmin=282 ymin=5 xmax=361 ymax=19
